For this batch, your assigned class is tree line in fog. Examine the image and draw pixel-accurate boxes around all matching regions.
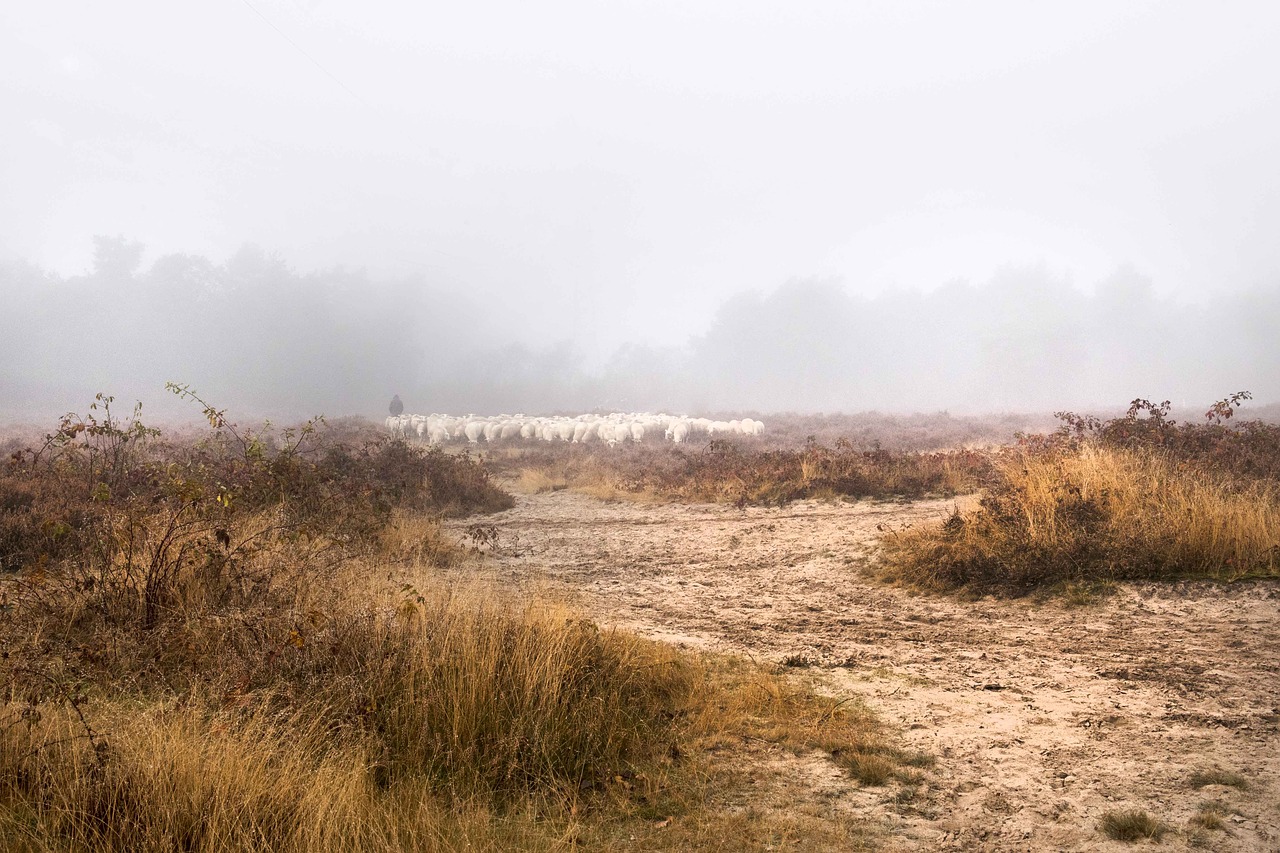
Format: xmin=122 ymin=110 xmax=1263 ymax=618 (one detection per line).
xmin=2 ymin=236 xmax=1276 ymax=420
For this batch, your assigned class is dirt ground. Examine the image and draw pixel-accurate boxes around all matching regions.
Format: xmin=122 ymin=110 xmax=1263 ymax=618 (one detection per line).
xmin=451 ymin=487 xmax=1280 ymax=851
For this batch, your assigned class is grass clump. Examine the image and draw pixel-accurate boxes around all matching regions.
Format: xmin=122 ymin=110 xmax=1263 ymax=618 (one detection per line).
xmin=1189 ymin=768 xmax=1248 ymax=790
xmin=1100 ymin=809 xmax=1170 ymax=842
xmin=0 ymin=589 xmax=696 ymax=851
xmin=1186 ymin=798 xmax=1245 ymax=839
xmin=365 ymin=593 xmax=691 ymax=799
xmin=837 ymin=752 xmax=898 ymax=786
xmin=880 ymin=393 xmax=1280 ymax=593
xmin=882 ymin=445 xmax=1280 ymax=592
xmin=510 ymin=467 xmax=569 ymax=495
xmin=1188 ymin=803 xmax=1228 ymax=831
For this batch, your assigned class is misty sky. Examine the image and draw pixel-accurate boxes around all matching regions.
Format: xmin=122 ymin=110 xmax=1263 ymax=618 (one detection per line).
xmin=4 ymin=1 xmax=1280 ymax=359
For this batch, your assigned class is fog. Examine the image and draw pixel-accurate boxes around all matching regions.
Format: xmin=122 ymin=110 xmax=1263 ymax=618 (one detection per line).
xmin=3 ymin=2 xmax=1279 ymax=420
xmin=3 ymin=246 xmax=1275 ymax=420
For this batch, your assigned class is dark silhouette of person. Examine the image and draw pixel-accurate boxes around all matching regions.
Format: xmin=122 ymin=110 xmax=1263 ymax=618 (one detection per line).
xmin=389 ymin=395 xmax=404 ymax=416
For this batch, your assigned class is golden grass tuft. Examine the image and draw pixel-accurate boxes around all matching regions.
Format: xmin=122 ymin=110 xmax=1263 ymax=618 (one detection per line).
xmin=367 ymin=588 xmax=693 ymax=800
xmin=880 ymin=445 xmax=1280 ymax=592
xmin=510 ymin=468 xmax=570 ymax=495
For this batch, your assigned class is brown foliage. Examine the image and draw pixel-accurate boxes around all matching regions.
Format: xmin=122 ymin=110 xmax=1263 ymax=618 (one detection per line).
xmin=0 ymin=396 xmax=913 ymax=851
xmin=1 ymin=393 xmax=511 ymax=576
xmin=496 ymin=439 xmax=992 ymax=506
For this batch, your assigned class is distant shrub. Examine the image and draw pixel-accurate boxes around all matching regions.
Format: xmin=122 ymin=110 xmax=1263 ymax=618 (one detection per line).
xmin=496 ymin=438 xmax=992 ymax=506
xmin=1024 ymin=391 xmax=1280 ymax=485
xmin=0 ymin=389 xmax=512 ymax=577
xmin=712 ymin=410 xmax=1060 ymax=452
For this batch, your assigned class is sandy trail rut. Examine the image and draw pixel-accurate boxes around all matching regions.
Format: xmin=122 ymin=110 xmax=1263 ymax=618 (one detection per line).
xmin=454 ymin=489 xmax=1280 ymax=851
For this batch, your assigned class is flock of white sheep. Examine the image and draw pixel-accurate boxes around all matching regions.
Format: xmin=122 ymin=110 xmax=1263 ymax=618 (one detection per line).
xmin=384 ymin=412 xmax=765 ymax=446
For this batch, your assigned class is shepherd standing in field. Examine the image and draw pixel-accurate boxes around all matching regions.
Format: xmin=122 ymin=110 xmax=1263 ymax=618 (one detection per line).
xmin=389 ymin=395 xmax=404 ymax=416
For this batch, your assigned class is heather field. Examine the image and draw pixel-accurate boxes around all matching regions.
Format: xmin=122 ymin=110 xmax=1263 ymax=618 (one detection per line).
xmin=12 ymin=4 xmax=1280 ymax=850
xmin=2 ymin=393 xmax=1277 ymax=850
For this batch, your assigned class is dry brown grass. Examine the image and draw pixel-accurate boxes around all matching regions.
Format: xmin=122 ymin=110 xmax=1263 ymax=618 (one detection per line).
xmin=1188 ymin=802 xmax=1228 ymax=832
xmin=0 ymin=568 xmax=909 ymax=852
xmin=1099 ymin=809 xmax=1171 ymax=842
xmin=1 ymin=509 xmax=695 ymax=847
xmin=565 ymin=657 xmax=924 ymax=851
xmin=1 ymin=401 xmax=907 ymax=851
xmin=880 ymin=445 xmax=1280 ymax=593
xmin=1189 ymin=768 xmax=1249 ymax=790
xmin=1 ymin=697 xmax=691 ymax=852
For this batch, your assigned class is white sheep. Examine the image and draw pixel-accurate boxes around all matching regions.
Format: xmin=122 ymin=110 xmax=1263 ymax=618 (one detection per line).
xmin=384 ymin=407 xmax=756 ymax=446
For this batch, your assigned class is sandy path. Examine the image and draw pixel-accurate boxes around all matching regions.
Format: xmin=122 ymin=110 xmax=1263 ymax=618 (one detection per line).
xmin=453 ymin=489 xmax=1280 ymax=851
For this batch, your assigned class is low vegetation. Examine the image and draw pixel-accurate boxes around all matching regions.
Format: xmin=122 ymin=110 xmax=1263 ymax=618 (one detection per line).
xmin=1188 ymin=801 xmax=1230 ymax=832
xmin=494 ymin=439 xmax=992 ymax=506
xmin=880 ymin=393 xmax=1280 ymax=593
xmin=1 ymin=391 xmax=916 ymax=851
xmin=0 ymin=387 xmax=512 ymax=576
xmin=1099 ymin=809 xmax=1170 ymax=843
xmin=733 ymin=409 xmax=1060 ymax=452
xmin=1189 ymin=768 xmax=1248 ymax=790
